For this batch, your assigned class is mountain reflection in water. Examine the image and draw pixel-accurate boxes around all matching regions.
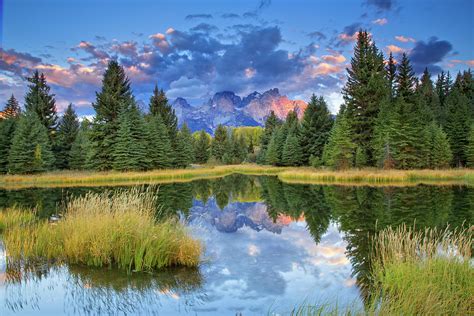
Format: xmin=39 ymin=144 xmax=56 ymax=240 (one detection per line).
xmin=0 ymin=175 xmax=472 ymax=315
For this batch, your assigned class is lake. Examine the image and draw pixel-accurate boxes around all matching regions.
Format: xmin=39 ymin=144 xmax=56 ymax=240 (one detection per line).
xmin=0 ymin=175 xmax=472 ymax=315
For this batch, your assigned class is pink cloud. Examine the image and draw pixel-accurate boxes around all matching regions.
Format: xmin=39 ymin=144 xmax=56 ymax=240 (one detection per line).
xmin=450 ymin=59 xmax=474 ymax=67
xmin=386 ymin=44 xmax=404 ymax=54
xmin=372 ymin=18 xmax=388 ymax=25
xmin=321 ymin=54 xmax=346 ymax=64
xmin=395 ymin=35 xmax=416 ymax=43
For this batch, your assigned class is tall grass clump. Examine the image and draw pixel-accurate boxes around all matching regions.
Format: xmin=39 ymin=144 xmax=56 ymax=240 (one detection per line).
xmin=3 ymin=188 xmax=202 ymax=272
xmin=0 ymin=207 xmax=36 ymax=233
xmin=369 ymin=224 xmax=473 ymax=315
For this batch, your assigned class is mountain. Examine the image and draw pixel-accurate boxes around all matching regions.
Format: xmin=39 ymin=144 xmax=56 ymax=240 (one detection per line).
xmin=171 ymin=88 xmax=307 ymax=133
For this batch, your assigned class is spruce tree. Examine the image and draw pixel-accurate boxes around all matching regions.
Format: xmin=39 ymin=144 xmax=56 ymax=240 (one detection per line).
xmin=89 ymin=60 xmax=135 ymax=170
xmin=386 ymin=52 xmax=397 ymax=100
xmin=372 ymin=98 xmax=400 ymax=168
xmin=69 ymin=120 xmax=92 ymax=170
xmin=342 ymin=30 xmax=388 ymax=164
xmin=211 ymin=124 xmax=228 ymax=162
xmin=260 ymin=111 xmax=281 ymax=149
xmin=424 ymin=123 xmax=452 ymax=169
xmin=466 ymin=123 xmax=474 ymax=168
xmin=222 ymin=132 xmax=235 ymax=165
xmin=174 ymin=123 xmax=194 ymax=168
xmin=282 ymin=127 xmax=303 ymax=166
xmin=233 ymin=134 xmax=248 ymax=163
xmin=0 ymin=118 xmax=18 ymax=173
xmin=8 ymin=111 xmax=54 ymax=174
xmin=149 ymin=85 xmax=178 ymax=149
xmin=396 ymin=53 xmax=417 ymax=102
xmin=55 ymin=104 xmax=79 ymax=169
xmin=323 ymin=112 xmax=355 ymax=170
xmin=147 ymin=115 xmax=173 ymax=169
xmin=24 ymin=71 xmax=58 ymax=139
xmin=300 ymin=95 xmax=333 ymax=164
xmin=265 ymin=130 xmax=280 ymax=166
xmin=194 ymin=130 xmax=211 ymax=164
xmin=3 ymin=95 xmax=21 ymax=118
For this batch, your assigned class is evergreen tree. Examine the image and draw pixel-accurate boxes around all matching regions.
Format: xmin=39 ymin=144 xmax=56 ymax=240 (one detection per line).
xmin=174 ymin=123 xmax=194 ymax=168
xmin=24 ymin=71 xmax=58 ymax=139
xmin=372 ymin=99 xmax=400 ymax=168
xmin=265 ymin=130 xmax=280 ymax=166
xmin=300 ymin=95 xmax=333 ymax=164
xmin=396 ymin=53 xmax=417 ymax=102
xmin=343 ymin=30 xmax=388 ymax=164
xmin=149 ymin=85 xmax=178 ymax=146
xmin=111 ymin=105 xmax=150 ymax=171
xmin=222 ymin=132 xmax=235 ymax=165
xmin=8 ymin=111 xmax=54 ymax=174
xmin=386 ymin=52 xmax=397 ymax=99
xmin=282 ymin=127 xmax=303 ymax=166
xmin=466 ymin=123 xmax=474 ymax=168
xmin=211 ymin=124 xmax=228 ymax=162
xmin=233 ymin=135 xmax=248 ymax=163
xmin=418 ymin=68 xmax=442 ymax=123
xmin=69 ymin=120 xmax=92 ymax=170
xmin=0 ymin=118 xmax=18 ymax=173
xmin=146 ymin=115 xmax=173 ymax=169
xmin=194 ymin=130 xmax=211 ymax=164
xmin=55 ymin=104 xmax=79 ymax=169
xmin=2 ymin=94 xmax=21 ymax=118
xmin=260 ymin=111 xmax=281 ymax=149
xmin=355 ymin=146 xmax=368 ymax=168
xmin=424 ymin=123 xmax=452 ymax=169
xmin=323 ymin=112 xmax=356 ymax=170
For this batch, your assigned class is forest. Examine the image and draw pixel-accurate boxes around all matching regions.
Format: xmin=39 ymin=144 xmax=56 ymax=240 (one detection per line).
xmin=0 ymin=30 xmax=473 ymax=174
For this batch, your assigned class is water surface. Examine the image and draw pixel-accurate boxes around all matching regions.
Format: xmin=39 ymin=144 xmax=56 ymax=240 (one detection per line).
xmin=0 ymin=175 xmax=472 ymax=315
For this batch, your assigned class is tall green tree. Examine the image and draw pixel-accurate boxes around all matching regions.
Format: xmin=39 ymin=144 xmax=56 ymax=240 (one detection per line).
xmin=89 ymin=60 xmax=135 ymax=170
xmin=174 ymin=123 xmax=194 ymax=168
xmin=0 ymin=118 xmax=18 ymax=173
xmin=424 ymin=122 xmax=453 ymax=169
xmin=258 ymin=111 xmax=281 ymax=163
xmin=343 ymin=30 xmax=388 ymax=164
xmin=55 ymin=104 xmax=79 ymax=169
xmin=323 ymin=111 xmax=356 ymax=170
xmin=300 ymin=95 xmax=333 ymax=164
xmin=282 ymin=127 xmax=303 ymax=166
xmin=2 ymin=94 xmax=21 ymax=118
xmin=194 ymin=130 xmax=211 ymax=164
xmin=148 ymin=85 xmax=178 ymax=144
xmin=69 ymin=120 xmax=92 ymax=170
xmin=211 ymin=124 xmax=228 ymax=162
xmin=265 ymin=130 xmax=280 ymax=166
xmin=147 ymin=115 xmax=173 ymax=169
xmin=396 ymin=53 xmax=417 ymax=102
xmin=466 ymin=123 xmax=474 ymax=168
xmin=386 ymin=52 xmax=397 ymax=100
xmin=8 ymin=111 xmax=54 ymax=174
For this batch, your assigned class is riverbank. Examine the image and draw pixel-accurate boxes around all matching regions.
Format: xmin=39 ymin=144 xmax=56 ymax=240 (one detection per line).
xmin=0 ymin=164 xmax=473 ymax=189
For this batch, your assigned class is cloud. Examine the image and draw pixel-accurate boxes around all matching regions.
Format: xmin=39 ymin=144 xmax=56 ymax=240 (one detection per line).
xmin=190 ymin=23 xmax=219 ymax=33
xmin=321 ymin=53 xmax=346 ymax=64
xmin=166 ymin=76 xmax=209 ymax=99
xmin=221 ymin=13 xmax=240 ymax=19
xmin=364 ymin=0 xmax=394 ymax=11
xmin=307 ymin=31 xmax=327 ymax=41
xmin=372 ymin=18 xmax=388 ymax=25
xmin=185 ymin=14 xmax=213 ymax=20
xmin=386 ymin=44 xmax=404 ymax=54
xmin=409 ymin=37 xmax=453 ymax=73
xmin=258 ymin=0 xmax=272 ymax=9
xmin=74 ymin=41 xmax=110 ymax=61
xmin=0 ymin=48 xmax=42 ymax=75
xmin=449 ymin=59 xmax=474 ymax=67
xmin=395 ymin=35 xmax=416 ymax=43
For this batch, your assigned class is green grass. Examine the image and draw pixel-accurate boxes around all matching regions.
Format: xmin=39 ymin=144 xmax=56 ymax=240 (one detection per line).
xmin=0 ymin=206 xmax=36 ymax=233
xmin=1 ymin=164 xmax=473 ymax=189
xmin=369 ymin=224 xmax=473 ymax=315
xmin=2 ymin=187 xmax=202 ymax=272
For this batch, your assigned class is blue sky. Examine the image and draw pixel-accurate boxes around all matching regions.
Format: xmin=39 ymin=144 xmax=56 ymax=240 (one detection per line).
xmin=0 ymin=0 xmax=473 ymax=115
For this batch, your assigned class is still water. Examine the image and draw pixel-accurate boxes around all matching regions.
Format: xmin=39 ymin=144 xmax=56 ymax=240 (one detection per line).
xmin=0 ymin=175 xmax=472 ymax=315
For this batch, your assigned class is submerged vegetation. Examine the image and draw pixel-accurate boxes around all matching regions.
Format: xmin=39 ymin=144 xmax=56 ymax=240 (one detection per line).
xmin=1 ymin=188 xmax=202 ymax=272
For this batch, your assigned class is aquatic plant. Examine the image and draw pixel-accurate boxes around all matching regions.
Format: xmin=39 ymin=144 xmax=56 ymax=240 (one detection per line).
xmin=2 ymin=187 xmax=202 ymax=272
xmin=0 ymin=206 xmax=36 ymax=233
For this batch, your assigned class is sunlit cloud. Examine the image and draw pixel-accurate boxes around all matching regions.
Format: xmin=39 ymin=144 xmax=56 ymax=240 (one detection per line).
xmin=386 ymin=44 xmax=404 ymax=54
xmin=395 ymin=35 xmax=416 ymax=43
xmin=372 ymin=18 xmax=388 ymax=25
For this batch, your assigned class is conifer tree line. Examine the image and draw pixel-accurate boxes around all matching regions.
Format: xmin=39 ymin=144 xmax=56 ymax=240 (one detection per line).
xmin=257 ymin=31 xmax=474 ymax=169
xmin=1 ymin=31 xmax=473 ymax=174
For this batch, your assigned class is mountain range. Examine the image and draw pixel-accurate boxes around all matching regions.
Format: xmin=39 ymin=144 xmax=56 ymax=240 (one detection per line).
xmin=171 ymin=88 xmax=307 ymax=133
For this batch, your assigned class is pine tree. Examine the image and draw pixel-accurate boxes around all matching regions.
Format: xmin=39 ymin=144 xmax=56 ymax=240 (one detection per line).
xmin=222 ymin=132 xmax=235 ymax=165
xmin=418 ymin=68 xmax=442 ymax=123
xmin=211 ymin=124 xmax=228 ymax=162
xmin=386 ymin=52 xmax=397 ymax=99
xmin=343 ymin=30 xmax=388 ymax=164
xmin=194 ymin=130 xmax=211 ymax=164
xmin=372 ymin=98 xmax=400 ymax=168
xmin=8 ymin=111 xmax=54 ymax=174
xmin=424 ymin=123 xmax=452 ymax=169
xmin=396 ymin=53 xmax=417 ymax=102
xmin=55 ymin=104 xmax=79 ymax=169
xmin=148 ymin=85 xmax=178 ymax=148
xmin=300 ymin=95 xmax=333 ymax=164
xmin=69 ymin=120 xmax=92 ymax=170
xmin=265 ymin=130 xmax=280 ymax=166
xmin=0 ymin=118 xmax=18 ymax=173
xmin=323 ymin=112 xmax=356 ymax=170
xmin=24 ymin=71 xmax=58 ymax=139
xmin=260 ymin=111 xmax=281 ymax=150
xmin=355 ymin=146 xmax=368 ymax=168
xmin=174 ymin=123 xmax=194 ymax=168
xmin=466 ymin=123 xmax=474 ymax=168
xmin=233 ymin=134 xmax=248 ymax=163
xmin=111 ymin=105 xmax=150 ymax=171
xmin=89 ymin=60 xmax=135 ymax=170
xmin=2 ymin=95 xmax=21 ymax=118
xmin=147 ymin=115 xmax=173 ymax=169
xmin=282 ymin=127 xmax=303 ymax=166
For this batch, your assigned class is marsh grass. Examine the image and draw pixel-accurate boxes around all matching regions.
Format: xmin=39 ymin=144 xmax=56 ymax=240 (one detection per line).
xmin=369 ymin=224 xmax=474 ymax=315
xmin=2 ymin=188 xmax=202 ymax=272
xmin=0 ymin=207 xmax=36 ymax=233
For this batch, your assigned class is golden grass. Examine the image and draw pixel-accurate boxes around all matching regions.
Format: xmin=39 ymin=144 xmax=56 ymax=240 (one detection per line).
xmin=0 ymin=165 xmax=473 ymax=189
xmin=0 ymin=207 xmax=36 ymax=233
xmin=2 ymin=188 xmax=202 ymax=272
xmin=369 ymin=224 xmax=473 ymax=315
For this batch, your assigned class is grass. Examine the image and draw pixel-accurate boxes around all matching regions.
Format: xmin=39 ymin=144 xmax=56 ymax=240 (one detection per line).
xmin=369 ymin=224 xmax=473 ymax=315
xmin=0 ymin=164 xmax=473 ymax=189
xmin=0 ymin=206 xmax=36 ymax=233
xmin=2 ymin=187 xmax=202 ymax=272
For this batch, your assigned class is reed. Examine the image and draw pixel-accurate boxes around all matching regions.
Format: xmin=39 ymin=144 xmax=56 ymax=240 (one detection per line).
xmin=2 ymin=188 xmax=202 ymax=272
xmin=369 ymin=224 xmax=473 ymax=315
xmin=0 ymin=206 xmax=36 ymax=233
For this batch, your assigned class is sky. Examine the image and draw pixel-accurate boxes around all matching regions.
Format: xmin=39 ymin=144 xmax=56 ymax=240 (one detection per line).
xmin=0 ymin=0 xmax=473 ymax=116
